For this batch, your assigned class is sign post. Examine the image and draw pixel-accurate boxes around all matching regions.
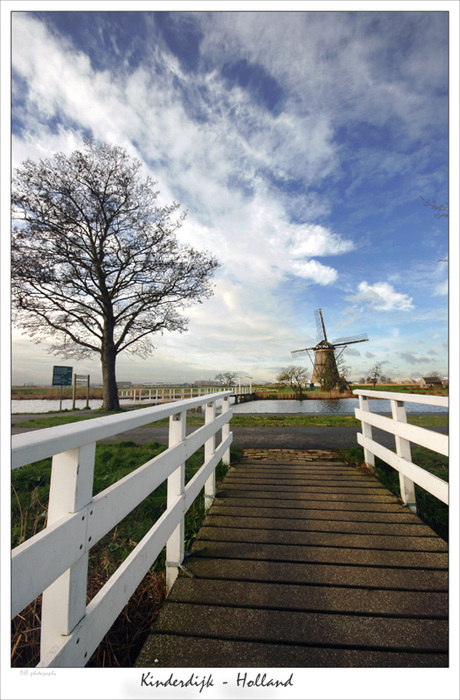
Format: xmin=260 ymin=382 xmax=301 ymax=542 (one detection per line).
xmin=52 ymin=366 xmax=73 ymax=411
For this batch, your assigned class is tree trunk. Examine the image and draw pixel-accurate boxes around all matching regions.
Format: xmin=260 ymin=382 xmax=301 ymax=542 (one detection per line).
xmin=101 ymin=344 xmax=120 ymax=411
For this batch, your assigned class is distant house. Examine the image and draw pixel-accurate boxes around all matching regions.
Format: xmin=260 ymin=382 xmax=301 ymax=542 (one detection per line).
xmin=420 ymin=376 xmax=443 ymax=388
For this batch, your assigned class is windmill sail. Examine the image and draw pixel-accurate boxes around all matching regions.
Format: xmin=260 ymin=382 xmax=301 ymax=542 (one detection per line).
xmin=315 ymin=308 xmax=327 ymax=343
xmin=331 ymin=333 xmax=369 ymax=347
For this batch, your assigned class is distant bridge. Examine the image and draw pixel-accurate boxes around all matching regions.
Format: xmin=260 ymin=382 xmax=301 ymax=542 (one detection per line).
xmin=118 ymin=384 xmax=254 ymax=405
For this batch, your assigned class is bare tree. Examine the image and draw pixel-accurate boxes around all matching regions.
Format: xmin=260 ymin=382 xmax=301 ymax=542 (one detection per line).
xmin=12 ymin=140 xmax=219 ymax=410
xmin=367 ymin=362 xmax=383 ymax=389
xmin=215 ymin=372 xmax=237 ymax=387
xmin=277 ymin=365 xmax=310 ymax=400
xmin=335 ymin=355 xmax=351 ymax=393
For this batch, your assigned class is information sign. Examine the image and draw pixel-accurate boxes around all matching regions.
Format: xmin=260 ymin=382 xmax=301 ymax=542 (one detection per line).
xmin=75 ymin=374 xmax=90 ymax=386
xmin=52 ymin=366 xmax=73 ymax=387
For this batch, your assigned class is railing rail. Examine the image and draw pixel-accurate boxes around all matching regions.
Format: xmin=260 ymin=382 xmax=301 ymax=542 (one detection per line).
xmin=118 ymin=384 xmax=251 ymax=403
xmin=353 ymin=389 xmax=448 ymax=512
xmin=11 ymin=391 xmax=233 ymax=667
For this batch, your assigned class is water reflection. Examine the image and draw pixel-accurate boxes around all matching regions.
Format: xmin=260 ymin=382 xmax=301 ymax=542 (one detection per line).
xmin=232 ymin=398 xmax=447 ymax=414
xmin=11 ymin=398 xmax=133 ymax=413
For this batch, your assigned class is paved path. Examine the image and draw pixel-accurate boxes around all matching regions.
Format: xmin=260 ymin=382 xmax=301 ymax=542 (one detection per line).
xmin=136 ymin=449 xmax=448 ymax=668
xmin=10 ymin=413 xmax=447 ymax=451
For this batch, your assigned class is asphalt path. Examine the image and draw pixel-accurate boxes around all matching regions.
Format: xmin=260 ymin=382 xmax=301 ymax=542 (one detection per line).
xmin=11 ymin=411 xmax=448 ymax=450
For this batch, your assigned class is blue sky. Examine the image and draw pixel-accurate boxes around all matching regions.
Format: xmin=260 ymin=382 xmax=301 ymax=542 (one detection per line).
xmin=6 ymin=5 xmax=457 ymax=385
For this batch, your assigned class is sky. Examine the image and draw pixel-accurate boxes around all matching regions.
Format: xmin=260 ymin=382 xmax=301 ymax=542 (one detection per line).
xmin=4 ymin=3 xmax=458 ymax=386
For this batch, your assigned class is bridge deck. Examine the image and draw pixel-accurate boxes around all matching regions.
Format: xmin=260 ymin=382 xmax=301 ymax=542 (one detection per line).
xmin=136 ymin=449 xmax=448 ymax=668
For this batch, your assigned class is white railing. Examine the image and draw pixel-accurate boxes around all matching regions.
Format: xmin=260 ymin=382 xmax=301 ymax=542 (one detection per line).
xmin=354 ymin=390 xmax=448 ymax=512
xmin=11 ymin=391 xmax=233 ymax=668
xmin=118 ymin=384 xmax=251 ymax=404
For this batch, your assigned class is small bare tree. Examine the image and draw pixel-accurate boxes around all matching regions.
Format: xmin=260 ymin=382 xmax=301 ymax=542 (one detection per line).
xmin=277 ymin=365 xmax=310 ymax=400
xmin=12 ymin=140 xmax=219 ymax=410
xmin=367 ymin=362 xmax=383 ymax=389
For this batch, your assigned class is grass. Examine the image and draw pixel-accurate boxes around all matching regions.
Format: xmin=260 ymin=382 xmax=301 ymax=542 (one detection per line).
xmin=335 ymin=446 xmax=449 ymax=541
xmin=11 ymin=440 xmax=237 ymax=667
xmin=15 ymin=409 xmax=205 ymax=429
xmin=16 ymin=411 xmax=448 ymax=430
xmin=230 ymin=413 xmax=447 ymax=427
xmin=352 ymin=384 xmax=448 ymax=396
xmin=12 ymin=386 xmax=104 ymax=401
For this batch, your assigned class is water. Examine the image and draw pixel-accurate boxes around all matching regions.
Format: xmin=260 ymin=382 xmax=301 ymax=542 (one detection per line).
xmin=11 ymin=397 xmax=447 ymax=415
xmin=11 ymin=397 xmax=138 ymax=413
xmin=232 ymin=398 xmax=447 ymax=415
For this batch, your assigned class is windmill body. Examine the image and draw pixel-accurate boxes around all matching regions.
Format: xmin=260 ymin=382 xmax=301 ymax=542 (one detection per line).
xmin=292 ymin=309 xmax=369 ymax=389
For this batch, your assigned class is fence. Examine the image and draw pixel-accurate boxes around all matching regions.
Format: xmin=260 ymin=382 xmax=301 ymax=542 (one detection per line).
xmin=354 ymin=389 xmax=448 ymax=512
xmin=11 ymin=391 xmax=233 ymax=667
xmin=118 ymin=385 xmax=251 ymax=403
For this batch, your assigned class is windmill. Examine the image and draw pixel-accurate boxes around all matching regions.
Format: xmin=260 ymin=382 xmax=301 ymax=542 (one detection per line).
xmin=291 ymin=308 xmax=369 ymax=389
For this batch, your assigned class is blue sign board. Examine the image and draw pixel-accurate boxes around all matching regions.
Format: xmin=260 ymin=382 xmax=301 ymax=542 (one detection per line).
xmin=52 ymin=366 xmax=73 ymax=386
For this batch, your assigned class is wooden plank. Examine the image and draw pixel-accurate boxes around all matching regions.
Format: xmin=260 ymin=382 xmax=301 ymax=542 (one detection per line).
xmin=218 ymin=490 xmax=398 ymax=503
xmin=168 ymin=578 xmax=448 ymax=617
xmin=208 ymin=504 xmax=422 ymax=522
xmin=203 ymin=514 xmax=436 ymax=536
xmin=151 ymin=602 xmax=448 ymax=651
xmin=189 ymin=540 xmax=448 ymax=570
xmin=220 ymin=483 xmax=391 ymax=494
xmin=183 ymin=557 xmax=448 ymax=590
xmin=135 ymin=633 xmax=448 ymax=668
xmin=214 ymin=496 xmax=410 ymax=512
xmin=196 ymin=525 xmax=448 ymax=551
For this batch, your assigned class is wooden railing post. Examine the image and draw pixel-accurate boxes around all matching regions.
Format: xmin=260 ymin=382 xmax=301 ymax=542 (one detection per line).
xmin=204 ymin=400 xmax=216 ymax=510
xmin=391 ymin=398 xmax=417 ymax=513
xmin=359 ymin=394 xmax=375 ymax=467
xmin=40 ymin=443 xmax=96 ymax=661
xmin=222 ymin=396 xmax=231 ymax=466
xmin=166 ymin=410 xmax=186 ymax=592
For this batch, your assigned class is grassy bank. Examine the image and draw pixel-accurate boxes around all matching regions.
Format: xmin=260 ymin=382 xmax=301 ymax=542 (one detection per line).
xmin=11 ymin=383 xmax=449 ymax=402
xmin=351 ymin=384 xmax=448 ymax=397
xmin=12 ymin=386 xmax=104 ymax=401
xmin=11 ymin=441 xmax=238 ymax=667
xmin=15 ymin=411 xmax=448 ymax=430
xmin=15 ymin=410 xmax=206 ymax=429
xmin=230 ymin=413 xmax=448 ymax=427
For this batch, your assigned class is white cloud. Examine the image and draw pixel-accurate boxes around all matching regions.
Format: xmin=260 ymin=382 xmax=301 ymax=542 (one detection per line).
xmin=290 ymin=225 xmax=354 ymax=258
xmin=291 ymin=259 xmax=338 ymax=285
xmin=348 ymin=281 xmax=414 ymax=311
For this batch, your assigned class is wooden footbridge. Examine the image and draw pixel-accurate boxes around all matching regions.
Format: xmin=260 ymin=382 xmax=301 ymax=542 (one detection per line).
xmin=136 ymin=448 xmax=448 ymax=668
xmin=11 ymin=389 xmax=448 ymax=669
